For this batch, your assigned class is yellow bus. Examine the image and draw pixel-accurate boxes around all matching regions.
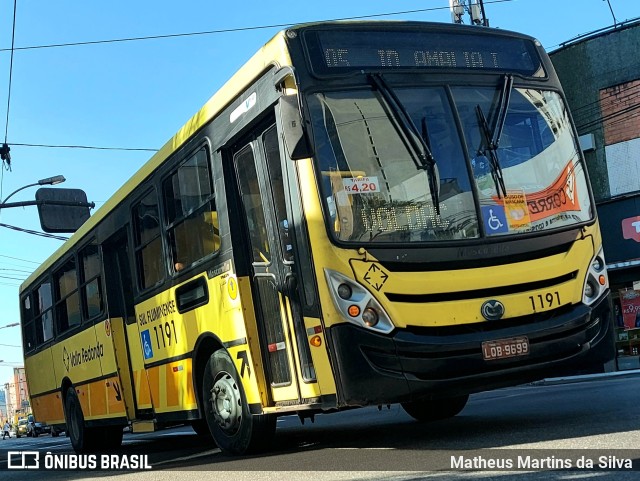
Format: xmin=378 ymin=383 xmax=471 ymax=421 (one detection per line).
xmin=20 ymin=21 xmax=615 ymax=455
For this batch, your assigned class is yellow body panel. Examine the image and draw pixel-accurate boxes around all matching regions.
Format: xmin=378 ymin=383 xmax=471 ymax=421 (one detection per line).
xmin=30 ymin=391 xmax=65 ymax=426
xmin=24 ymin=349 xmax=57 ymax=397
xmin=73 ymin=376 xmax=126 ymax=421
xmin=303 ymin=317 xmax=337 ymax=396
xmin=143 ymin=359 xmax=197 ymax=414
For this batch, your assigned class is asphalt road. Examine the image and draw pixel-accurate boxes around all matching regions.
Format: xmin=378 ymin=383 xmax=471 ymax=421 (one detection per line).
xmin=2 ymin=371 xmax=640 ymax=480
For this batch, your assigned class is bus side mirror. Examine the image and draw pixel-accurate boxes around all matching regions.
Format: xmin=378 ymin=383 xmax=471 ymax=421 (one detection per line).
xmin=279 ymin=95 xmax=313 ymax=160
xmin=36 ymin=187 xmax=93 ymax=233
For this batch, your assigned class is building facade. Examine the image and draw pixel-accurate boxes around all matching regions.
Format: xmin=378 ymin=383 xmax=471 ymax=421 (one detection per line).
xmin=3 ymin=367 xmax=29 ymax=423
xmin=550 ymin=19 xmax=640 ymax=326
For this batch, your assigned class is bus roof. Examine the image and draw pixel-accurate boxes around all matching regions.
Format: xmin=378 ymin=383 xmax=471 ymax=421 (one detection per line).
xmin=20 ymin=28 xmax=291 ymax=292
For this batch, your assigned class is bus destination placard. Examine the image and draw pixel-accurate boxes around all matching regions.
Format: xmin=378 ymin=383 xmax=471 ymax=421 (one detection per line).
xmin=304 ymin=29 xmax=543 ymax=77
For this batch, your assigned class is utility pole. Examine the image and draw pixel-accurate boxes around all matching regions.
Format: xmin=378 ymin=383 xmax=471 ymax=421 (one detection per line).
xmin=449 ymin=0 xmax=489 ymax=27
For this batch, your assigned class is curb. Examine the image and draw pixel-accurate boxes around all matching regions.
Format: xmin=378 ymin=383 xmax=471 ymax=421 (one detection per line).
xmin=533 ymin=368 xmax=640 ymax=386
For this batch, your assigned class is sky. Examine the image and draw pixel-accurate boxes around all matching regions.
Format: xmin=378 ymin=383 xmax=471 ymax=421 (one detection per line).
xmin=0 ymin=0 xmax=638 ymax=387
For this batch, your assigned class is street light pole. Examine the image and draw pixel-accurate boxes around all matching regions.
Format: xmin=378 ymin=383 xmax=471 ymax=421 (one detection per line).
xmin=1 ymin=175 xmax=66 ymax=205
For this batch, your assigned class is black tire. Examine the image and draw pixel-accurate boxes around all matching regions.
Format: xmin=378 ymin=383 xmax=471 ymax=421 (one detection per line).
xmin=401 ymin=394 xmax=469 ymax=422
xmin=191 ymin=419 xmax=212 ymax=438
xmin=97 ymin=426 xmax=124 ymax=451
xmin=65 ymin=386 xmax=99 ymax=453
xmin=202 ymin=349 xmax=276 ymax=454
xmin=33 ymin=431 xmax=38 ymax=438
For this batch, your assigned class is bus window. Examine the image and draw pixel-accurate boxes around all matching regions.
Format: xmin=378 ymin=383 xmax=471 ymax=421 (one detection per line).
xmin=133 ymin=190 xmax=164 ymax=289
xmin=163 ymin=147 xmax=219 ymax=272
xmin=35 ymin=282 xmax=54 ymax=343
xmin=54 ymin=258 xmax=81 ymax=333
xmin=79 ymin=243 xmax=103 ymax=320
xmin=21 ymin=295 xmax=36 ymax=352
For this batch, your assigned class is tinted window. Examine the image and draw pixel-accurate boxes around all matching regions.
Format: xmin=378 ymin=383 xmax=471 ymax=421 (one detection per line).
xmin=80 ymin=242 xmax=104 ymax=320
xmin=34 ymin=281 xmax=55 ymax=343
xmin=133 ymin=190 xmax=164 ymax=289
xmin=54 ymin=258 xmax=81 ymax=333
xmin=163 ymin=147 xmax=219 ymax=272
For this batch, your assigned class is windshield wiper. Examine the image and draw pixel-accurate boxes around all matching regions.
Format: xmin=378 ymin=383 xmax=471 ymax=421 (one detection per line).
xmin=475 ymin=74 xmax=513 ymax=199
xmin=368 ymin=73 xmax=440 ymax=215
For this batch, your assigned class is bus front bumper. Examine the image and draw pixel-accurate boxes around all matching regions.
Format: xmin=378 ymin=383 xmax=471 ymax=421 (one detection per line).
xmin=328 ymin=293 xmax=614 ymax=407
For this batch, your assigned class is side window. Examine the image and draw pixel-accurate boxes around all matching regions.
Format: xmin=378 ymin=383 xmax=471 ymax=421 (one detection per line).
xmin=54 ymin=258 xmax=81 ymax=334
xmin=33 ymin=281 xmax=54 ymax=343
xmin=163 ymin=147 xmax=219 ymax=273
xmin=21 ymin=294 xmax=37 ymax=352
xmin=134 ymin=190 xmax=164 ymax=289
xmin=80 ymin=242 xmax=103 ymax=321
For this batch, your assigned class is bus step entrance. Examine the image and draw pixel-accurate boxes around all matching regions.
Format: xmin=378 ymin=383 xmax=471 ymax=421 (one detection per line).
xmin=131 ymin=420 xmax=156 ymax=433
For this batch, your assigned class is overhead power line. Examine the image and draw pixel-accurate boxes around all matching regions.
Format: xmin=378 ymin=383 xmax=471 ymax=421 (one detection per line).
xmin=0 ymin=254 xmax=41 ymax=264
xmin=0 ymin=1 xmax=514 ymax=53
xmin=10 ymin=142 xmax=157 ymax=152
xmin=0 ymin=223 xmax=69 ymax=241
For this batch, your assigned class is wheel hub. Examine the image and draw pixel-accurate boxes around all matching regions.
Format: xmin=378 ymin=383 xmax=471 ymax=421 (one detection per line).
xmin=209 ymin=373 xmax=241 ymax=433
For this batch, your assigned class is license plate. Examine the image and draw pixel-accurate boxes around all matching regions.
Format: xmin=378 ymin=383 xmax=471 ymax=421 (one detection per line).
xmin=482 ymin=336 xmax=530 ymax=361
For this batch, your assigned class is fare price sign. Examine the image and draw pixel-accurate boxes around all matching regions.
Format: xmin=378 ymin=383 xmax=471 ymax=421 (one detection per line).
xmin=304 ymin=28 xmax=543 ymax=77
xmin=343 ymin=176 xmax=380 ymax=194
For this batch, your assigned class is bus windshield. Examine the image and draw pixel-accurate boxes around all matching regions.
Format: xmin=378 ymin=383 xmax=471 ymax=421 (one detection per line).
xmin=309 ymin=84 xmax=593 ymax=243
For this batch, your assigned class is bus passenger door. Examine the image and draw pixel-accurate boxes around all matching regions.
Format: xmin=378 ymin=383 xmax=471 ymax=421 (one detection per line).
xmin=102 ymin=229 xmax=151 ymax=419
xmin=233 ymin=123 xmax=315 ymax=405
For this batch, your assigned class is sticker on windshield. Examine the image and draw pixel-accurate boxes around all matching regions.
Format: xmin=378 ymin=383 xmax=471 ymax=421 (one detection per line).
xmin=503 ymin=191 xmax=531 ymax=229
xmin=343 ymin=176 xmax=380 ymax=194
xmin=482 ymin=205 xmax=509 ymax=235
xmin=525 ymin=164 xmax=579 ymax=222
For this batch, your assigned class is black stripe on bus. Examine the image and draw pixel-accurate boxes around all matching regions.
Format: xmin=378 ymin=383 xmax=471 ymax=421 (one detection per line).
xmin=143 ymin=351 xmax=194 ymax=370
xmin=29 ymin=371 xmax=120 ymax=399
xmin=142 ymin=337 xmax=246 ymax=369
xmin=385 ymin=271 xmax=578 ymax=303
xmin=223 ymin=337 xmax=247 ymax=349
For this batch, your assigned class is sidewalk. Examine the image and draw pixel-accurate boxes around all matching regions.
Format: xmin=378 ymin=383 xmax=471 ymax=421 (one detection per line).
xmin=535 ymin=355 xmax=640 ymax=385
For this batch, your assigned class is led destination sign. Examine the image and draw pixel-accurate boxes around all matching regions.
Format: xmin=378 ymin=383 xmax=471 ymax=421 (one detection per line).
xmin=304 ymin=29 xmax=543 ymax=77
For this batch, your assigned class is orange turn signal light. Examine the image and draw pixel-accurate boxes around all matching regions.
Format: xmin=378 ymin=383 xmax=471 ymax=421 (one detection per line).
xmin=310 ymin=335 xmax=322 ymax=347
xmin=348 ymin=305 xmax=360 ymax=317
xmin=598 ymin=274 xmax=606 ymax=286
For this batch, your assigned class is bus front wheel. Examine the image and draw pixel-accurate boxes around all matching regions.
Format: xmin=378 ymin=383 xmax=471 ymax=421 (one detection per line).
xmin=401 ymin=394 xmax=469 ymax=422
xmin=202 ymin=349 xmax=275 ymax=454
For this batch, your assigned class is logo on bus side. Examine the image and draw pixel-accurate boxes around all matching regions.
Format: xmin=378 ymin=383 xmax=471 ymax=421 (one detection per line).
xmin=481 ymin=300 xmax=505 ymax=321
xmin=62 ymin=343 xmax=105 ymax=372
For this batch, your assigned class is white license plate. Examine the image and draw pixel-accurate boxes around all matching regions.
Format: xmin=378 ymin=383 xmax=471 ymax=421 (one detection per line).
xmin=482 ymin=336 xmax=530 ymax=361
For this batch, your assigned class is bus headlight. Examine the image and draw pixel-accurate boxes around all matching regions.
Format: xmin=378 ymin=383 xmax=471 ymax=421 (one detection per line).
xmin=582 ymin=248 xmax=609 ymax=305
xmin=324 ymin=269 xmax=394 ymax=334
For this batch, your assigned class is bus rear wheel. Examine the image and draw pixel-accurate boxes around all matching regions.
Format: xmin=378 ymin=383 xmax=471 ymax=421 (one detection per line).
xmin=401 ymin=394 xmax=469 ymax=422
xmin=64 ymin=386 xmax=99 ymax=453
xmin=202 ymin=349 xmax=275 ymax=455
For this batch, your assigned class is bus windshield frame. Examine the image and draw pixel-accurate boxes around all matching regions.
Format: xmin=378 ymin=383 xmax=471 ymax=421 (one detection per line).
xmin=307 ymin=79 xmax=593 ymax=245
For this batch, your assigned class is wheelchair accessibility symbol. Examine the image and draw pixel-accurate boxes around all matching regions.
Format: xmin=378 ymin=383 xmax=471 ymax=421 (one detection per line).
xmin=481 ymin=205 xmax=509 ymax=234
xmin=141 ymin=330 xmax=154 ymax=360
